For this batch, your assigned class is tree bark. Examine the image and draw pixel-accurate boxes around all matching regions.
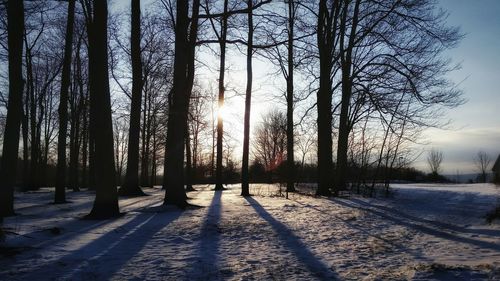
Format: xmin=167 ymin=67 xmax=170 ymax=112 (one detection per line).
xmin=120 ymin=0 xmax=146 ymax=196
xmin=0 ymin=0 xmax=25 ymax=217
xmin=214 ymin=0 xmax=229 ymax=191
xmin=185 ymin=127 xmax=194 ymax=191
xmin=316 ymin=0 xmax=334 ymax=196
xmin=240 ymin=0 xmax=253 ymax=197
xmin=55 ymin=0 xmax=75 ymax=202
xmin=285 ymin=0 xmax=296 ymax=192
xmin=163 ymin=0 xmax=199 ymax=207
xmin=335 ymin=0 xmax=360 ymax=194
xmin=85 ymin=0 xmax=120 ymax=219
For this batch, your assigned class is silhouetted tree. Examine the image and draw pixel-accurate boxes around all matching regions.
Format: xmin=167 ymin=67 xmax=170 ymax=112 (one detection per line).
xmin=55 ymin=0 xmax=76 ymax=204
xmin=163 ymin=0 xmax=200 ymax=207
xmin=120 ymin=0 xmax=146 ymax=196
xmin=82 ymin=0 xmax=120 ymax=219
xmin=315 ymin=0 xmax=341 ymax=196
xmin=240 ymin=0 xmax=253 ymax=196
xmin=0 ymin=0 xmax=25 ymax=218
xmin=213 ymin=0 xmax=229 ymax=191
xmin=253 ymin=110 xmax=287 ymax=177
xmin=474 ymin=151 xmax=491 ymax=183
xmin=427 ymin=148 xmax=443 ymax=177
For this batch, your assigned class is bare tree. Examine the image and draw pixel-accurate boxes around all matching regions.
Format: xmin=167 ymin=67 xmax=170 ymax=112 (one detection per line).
xmin=427 ymin=148 xmax=443 ymax=177
xmin=120 ymin=0 xmax=146 ymax=196
xmin=55 ymin=0 xmax=75 ymax=204
xmin=162 ymin=0 xmax=200 ymax=207
xmin=240 ymin=0 xmax=253 ymax=196
xmin=474 ymin=151 xmax=491 ymax=183
xmin=253 ymin=110 xmax=287 ymax=176
xmin=81 ymin=0 xmax=120 ymax=219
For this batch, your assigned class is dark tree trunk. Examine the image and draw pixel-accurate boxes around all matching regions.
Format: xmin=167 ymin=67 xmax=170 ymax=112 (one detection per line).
xmin=185 ymin=128 xmax=194 ymax=191
xmin=150 ymin=122 xmax=157 ymax=187
xmin=315 ymin=0 xmax=334 ymax=196
xmin=25 ymin=40 xmax=38 ymax=191
xmin=84 ymin=0 xmax=119 ymax=219
xmin=162 ymin=0 xmax=196 ymax=208
xmin=88 ymin=131 xmax=95 ymax=190
xmin=120 ymin=0 xmax=146 ymax=196
xmin=21 ymin=95 xmax=29 ymax=188
xmin=214 ymin=0 xmax=229 ymax=191
xmin=69 ymin=107 xmax=81 ymax=192
xmin=240 ymin=0 xmax=253 ymax=197
xmin=335 ymin=0 xmax=360 ymax=194
xmin=140 ymin=94 xmax=149 ymax=187
xmin=81 ymin=105 xmax=89 ymax=188
xmin=285 ymin=0 xmax=296 ymax=192
xmin=55 ymin=0 xmax=76 ymax=204
xmin=0 ymin=0 xmax=24 ymax=218
xmin=183 ymin=0 xmax=200 ymax=192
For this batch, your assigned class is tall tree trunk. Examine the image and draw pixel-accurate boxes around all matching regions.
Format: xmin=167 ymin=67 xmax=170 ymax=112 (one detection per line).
xmin=163 ymin=0 xmax=190 ymax=207
xmin=240 ymin=0 xmax=253 ymax=197
xmin=316 ymin=0 xmax=333 ymax=196
xmin=120 ymin=0 xmax=146 ymax=196
xmin=85 ymin=0 xmax=119 ymax=219
xmin=25 ymin=39 xmax=38 ymax=191
xmin=184 ymin=0 xmax=200 ymax=192
xmin=0 ymin=0 xmax=25 ymax=218
xmin=88 ymin=131 xmax=95 ymax=190
xmin=214 ymin=0 xmax=229 ymax=191
xmin=21 ymin=96 xmax=29 ymax=188
xmin=69 ymin=110 xmax=81 ymax=192
xmin=285 ymin=0 xmax=296 ymax=192
xmin=140 ymin=93 xmax=149 ymax=186
xmin=81 ymin=106 xmax=89 ymax=188
xmin=335 ymin=0 xmax=360 ymax=194
xmin=185 ymin=127 xmax=194 ymax=191
xmin=55 ymin=0 xmax=76 ymax=203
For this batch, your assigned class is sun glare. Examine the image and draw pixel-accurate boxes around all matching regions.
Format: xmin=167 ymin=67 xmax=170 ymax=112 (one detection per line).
xmin=216 ymin=104 xmax=229 ymax=121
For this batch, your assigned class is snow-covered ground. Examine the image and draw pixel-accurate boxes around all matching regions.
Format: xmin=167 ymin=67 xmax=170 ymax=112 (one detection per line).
xmin=1 ymin=183 xmax=499 ymax=280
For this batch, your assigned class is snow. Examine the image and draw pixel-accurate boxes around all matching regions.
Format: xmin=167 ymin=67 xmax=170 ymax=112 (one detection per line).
xmin=1 ymin=183 xmax=500 ymax=280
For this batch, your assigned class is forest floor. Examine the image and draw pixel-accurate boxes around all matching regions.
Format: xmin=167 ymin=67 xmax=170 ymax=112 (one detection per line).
xmin=1 ymin=183 xmax=500 ymax=280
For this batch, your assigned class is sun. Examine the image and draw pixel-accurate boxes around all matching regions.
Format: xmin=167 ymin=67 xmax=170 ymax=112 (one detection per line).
xmin=216 ymin=104 xmax=230 ymax=121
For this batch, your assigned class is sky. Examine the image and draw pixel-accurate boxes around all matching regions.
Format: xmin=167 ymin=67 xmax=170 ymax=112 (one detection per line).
xmin=413 ymin=0 xmax=500 ymax=174
xmin=113 ymin=0 xmax=500 ymax=175
xmin=215 ymin=0 xmax=500 ymax=175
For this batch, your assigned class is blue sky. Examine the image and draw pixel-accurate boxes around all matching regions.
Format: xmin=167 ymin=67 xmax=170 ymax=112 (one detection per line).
xmin=414 ymin=0 xmax=500 ymax=174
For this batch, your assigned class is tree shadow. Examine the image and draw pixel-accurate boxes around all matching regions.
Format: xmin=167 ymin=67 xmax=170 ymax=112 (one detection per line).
xmin=194 ymin=189 xmax=223 ymax=278
xmin=348 ymin=197 xmax=500 ymax=236
xmin=329 ymin=199 xmax=500 ymax=252
xmin=245 ymin=197 xmax=338 ymax=280
xmin=14 ymin=210 xmax=182 ymax=280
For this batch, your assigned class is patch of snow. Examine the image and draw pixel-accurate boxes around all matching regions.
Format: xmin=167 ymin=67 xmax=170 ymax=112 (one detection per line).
xmin=1 ymin=183 xmax=499 ymax=280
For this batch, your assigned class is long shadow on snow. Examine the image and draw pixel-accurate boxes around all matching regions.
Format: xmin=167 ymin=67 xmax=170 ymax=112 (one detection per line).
xmin=14 ymin=194 xmax=165 ymax=250
xmin=245 ymin=197 xmax=338 ymax=280
xmin=330 ymin=199 xmax=500 ymax=252
xmin=348 ymin=197 xmax=500 ymax=237
xmin=75 ymin=210 xmax=182 ymax=280
xmin=17 ymin=209 xmax=182 ymax=280
xmin=194 ymin=190 xmax=222 ymax=277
